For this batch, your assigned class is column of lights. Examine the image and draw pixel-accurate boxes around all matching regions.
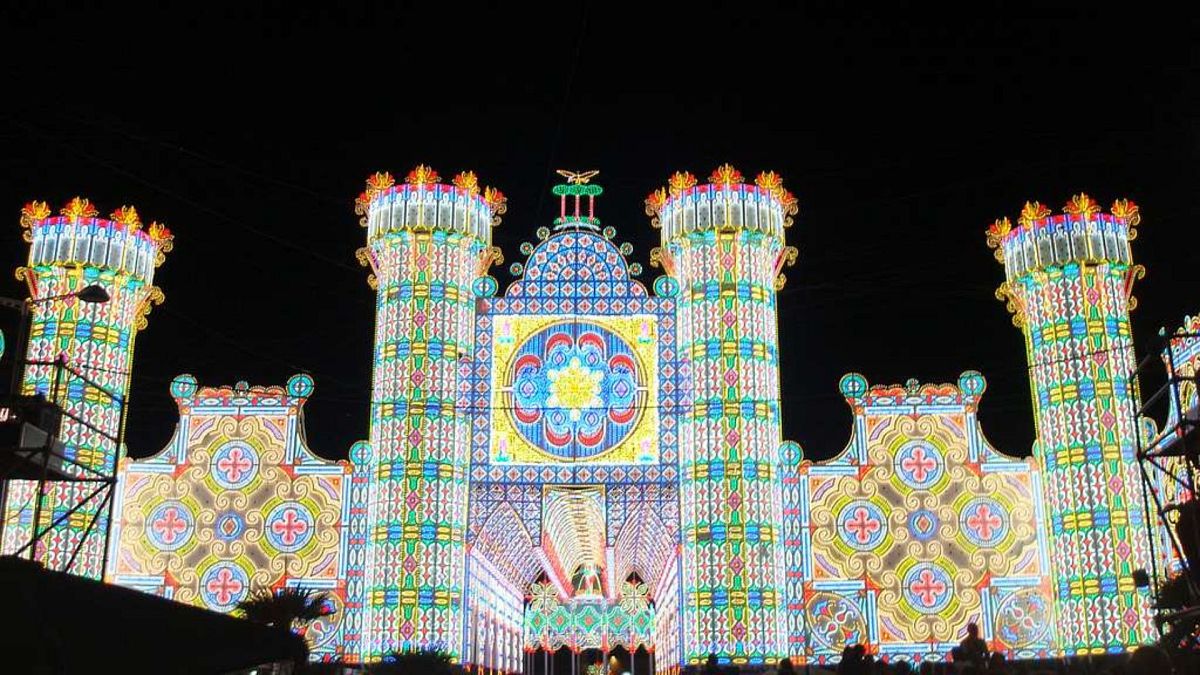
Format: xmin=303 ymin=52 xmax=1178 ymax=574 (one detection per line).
xmin=4 ymin=198 xmax=171 ymax=578
xmin=354 ymin=167 xmax=505 ymax=659
xmin=986 ymin=194 xmax=1153 ymax=653
xmin=647 ymin=165 xmax=797 ymax=665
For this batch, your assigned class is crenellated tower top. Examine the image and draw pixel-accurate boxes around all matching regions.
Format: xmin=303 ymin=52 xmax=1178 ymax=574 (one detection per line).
xmin=19 ymin=197 xmax=174 ymax=286
xmin=354 ymin=166 xmax=506 ymax=246
xmin=645 ymin=164 xmax=799 ymax=245
xmin=986 ymin=193 xmax=1141 ymax=282
xmin=646 ymin=164 xmax=799 ymax=288
xmin=986 ymin=194 xmax=1143 ymax=327
xmin=353 ymin=166 xmax=507 ymax=289
xmin=18 ymin=197 xmax=174 ymax=329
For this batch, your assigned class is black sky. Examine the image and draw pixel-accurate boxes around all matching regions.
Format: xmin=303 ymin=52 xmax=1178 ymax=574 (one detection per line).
xmin=1 ymin=4 xmax=1196 ymax=462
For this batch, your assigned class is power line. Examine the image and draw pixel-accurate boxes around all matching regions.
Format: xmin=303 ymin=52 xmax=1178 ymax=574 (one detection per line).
xmin=1 ymin=114 xmax=365 ymax=277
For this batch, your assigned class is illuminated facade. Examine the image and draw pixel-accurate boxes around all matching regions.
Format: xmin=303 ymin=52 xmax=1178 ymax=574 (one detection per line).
xmin=3 ymin=198 xmax=171 ymax=579
xmin=107 ymin=374 xmax=360 ymax=660
xmin=798 ymin=373 xmax=1054 ymax=662
xmin=987 ymin=197 xmax=1154 ymax=652
xmin=6 ymin=172 xmax=1158 ymax=666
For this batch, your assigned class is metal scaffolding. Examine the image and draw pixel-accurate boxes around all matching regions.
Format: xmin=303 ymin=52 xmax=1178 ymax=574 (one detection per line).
xmin=1134 ymin=328 xmax=1200 ymax=634
xmin=0 ymin=357 xmax=124 ymax=578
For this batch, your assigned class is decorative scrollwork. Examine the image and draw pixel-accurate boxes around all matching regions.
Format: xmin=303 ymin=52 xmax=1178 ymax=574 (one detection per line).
xmin=994 ymin=283 xmax=1026 ymax=328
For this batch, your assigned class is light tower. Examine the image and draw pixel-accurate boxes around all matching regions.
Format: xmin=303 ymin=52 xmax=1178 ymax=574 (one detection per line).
xmin=986 ymin=194 xmax=1153 ymax=653
xmin=647 ymin=165 xmax=798 ymax=665
xmin=354 ymin=167 xmax=505 ymax=659
xmin=2 ymin=198 xmax=172 ymax=579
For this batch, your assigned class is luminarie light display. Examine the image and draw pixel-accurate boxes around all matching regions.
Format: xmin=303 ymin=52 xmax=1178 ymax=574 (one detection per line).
xmin=2 ymin=198 xmax=171 ymax=579
xmin=8 ymin=170 xmax=1167 ymax=667
xmin=987 ymin=195 xmax=1154 ymax=652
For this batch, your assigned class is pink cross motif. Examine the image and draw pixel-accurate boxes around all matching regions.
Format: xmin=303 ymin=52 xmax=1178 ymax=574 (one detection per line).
xmin=967 ymin=503 xmax=1003 ymax=541
xmin=271 ymin=508 xmax=309 ymax=546
xmin=206 ymin=567 xmax=243 ymax=605
xmin=845 ymin=506 xmax=881 ymax=544
xmin=217 ymin=447 xmax=253 ymax=482
xmin=901 ymin=446 xmax=937 ymax=482
xmin=911 ymin=568 xmax=947 ymax=607
xmin=152 ymin=507 xmax=187 ymax=544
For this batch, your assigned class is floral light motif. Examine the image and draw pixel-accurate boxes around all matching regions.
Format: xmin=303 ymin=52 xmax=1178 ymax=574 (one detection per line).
xmin=985 ymin=217 xmax=1012 ymax=262
xmin=147 ymin=222 xmax=175 ymax=260
xmin=547 ymin=357 xmax=604 ymax=422
xmin=508 ymin=323 xmax=643 ymax=458
xmin=110 ymin=205 xmax=142 ymax=229
xmin=1111 ymin=198 xmax=1141 ymax=239
xmin=483 ymin=186 xmax=507 ymax=219
xmin=1063 ymin=192 xmax=1101 ymax=218
xmin=354 ymin=171 xmax=395 ymax=223
xmin=60 ymin=196 xmax=99 ymax=220
xmin=644 ymin=187 xmax=667 ymax=221
xmin=1018 ymin=201 xmax=1051 ymax=228
xmin=20 ymin=200 xmax=51 ymax=228
xmin=708 ymin=163 xmax=744 ymax=187
xmin=754 ymin=170 xmax=784 ymax=195
xmin=667 ymin=171 xmax=697 ymax=196
xmin=405 ymin=164 xmax=441 ymax=187
xmin=453 ymin=170 xmax=480 ymax=195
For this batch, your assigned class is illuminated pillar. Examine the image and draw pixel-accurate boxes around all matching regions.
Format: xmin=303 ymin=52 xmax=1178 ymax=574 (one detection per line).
xmin=986 ymin=194 xmax=1154 ymax=653
xmin=355 ymin=167 xmax=505 ymax=659
xmin=647 ymin=166 xmax=798 ymax=665
xmin=1 ymin=198 xmax=172 ymax=579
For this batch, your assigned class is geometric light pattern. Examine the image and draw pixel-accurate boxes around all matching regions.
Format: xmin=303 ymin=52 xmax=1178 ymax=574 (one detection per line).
xmin=647 ymin=166 xmax=798 ymax=665
xmin=988 ymin=195 xmax=1155 ymax=653
xmin=1 ymin=198 xmax=171 ymax=579
xmin=108 ymin=374 xmax=356 ymax=661
xmin=798 ymin=373 xmax=1055 ymax=662
xmin=491 ymin=316 xmax=657 ymax=465
xmin=24 ymin=170 xmax=1169 ymax=668
xmin=354 ymin=168 xmax=506 ymax=659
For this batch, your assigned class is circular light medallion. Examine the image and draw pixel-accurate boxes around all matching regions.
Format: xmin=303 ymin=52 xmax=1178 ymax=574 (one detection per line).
xmin=506 ymin=321 xmax=645 ymax=460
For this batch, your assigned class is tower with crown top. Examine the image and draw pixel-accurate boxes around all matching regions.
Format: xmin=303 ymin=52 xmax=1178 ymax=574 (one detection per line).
xmin=986 ymin=194 xmax=1154 ymax=653
xmin=354 ymin=167 xmax=506 ymax=658
xmin=647 ymin=166 xmax=798 ymax=665
xmin=1 ymin=198 xmax=172 ymax=579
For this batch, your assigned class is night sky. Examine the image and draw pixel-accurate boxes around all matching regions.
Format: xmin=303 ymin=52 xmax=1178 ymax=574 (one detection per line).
xmin=1 ymin=5 xmax=1196 ymax=463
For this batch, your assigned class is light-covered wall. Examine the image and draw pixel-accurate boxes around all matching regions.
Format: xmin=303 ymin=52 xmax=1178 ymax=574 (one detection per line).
xmin=109 ymin=374 xmax=357 ymax=661
xmin=796 ymin=373 xmax=1055 ymax=662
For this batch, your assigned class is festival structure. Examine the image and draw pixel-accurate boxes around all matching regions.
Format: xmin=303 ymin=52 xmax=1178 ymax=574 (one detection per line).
xmin=986 ymin=198 xmax=1154 ymax=650
xmin=2 ymin=198 xmax=172 ymax=579
xmin=4 ymin=167 xmax=1169 ymax=668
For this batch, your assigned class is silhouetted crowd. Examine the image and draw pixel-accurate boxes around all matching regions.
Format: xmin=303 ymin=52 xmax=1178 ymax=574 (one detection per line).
xmin=679 ymin=621 xmax=1197 ymax=675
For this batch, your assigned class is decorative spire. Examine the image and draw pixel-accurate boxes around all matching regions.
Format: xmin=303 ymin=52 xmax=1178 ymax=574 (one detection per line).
xmin=354 ymin=171 xmax=396 ymax=226
xmin=644 ymin=188 xmax=668 ymax=228
xmin=147 ymin=222 xmax=175 ymax=264
xmin=453 ymin=171 xmax=480 ymax=196
xmin=708 ymin=163 xmax=743 ymax=188
xmin=483 ymin=186 xmax=507 ymax=225
xmin=110 ymin=205 xmax=142 ymax=230
xmin=985 ymin=217 xmax=1012 ymax=262
xmin=667 ymin=171 xmax=697 ymax=197
xmin=60 ymin=196 xmax=99 ymax=221
xmin=555 ymin=169 xmax=600 ymax=185
xmin=1018 ymin=201 xmax=1051 ymax=228
xmin=1111 ymin=198 xmax=1141 ymax=239
xmin=551 ymin=169 xmax=602 ymax=230
xmin=1063 ymin=193 xmax=1101 ymax=218
xmin=404 ymin=164 xmax=440 ymax=187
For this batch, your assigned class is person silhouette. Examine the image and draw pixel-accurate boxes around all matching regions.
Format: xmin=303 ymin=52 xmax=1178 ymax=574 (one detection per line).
xmin=952 ymin=623 xmax=988 ymax=667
